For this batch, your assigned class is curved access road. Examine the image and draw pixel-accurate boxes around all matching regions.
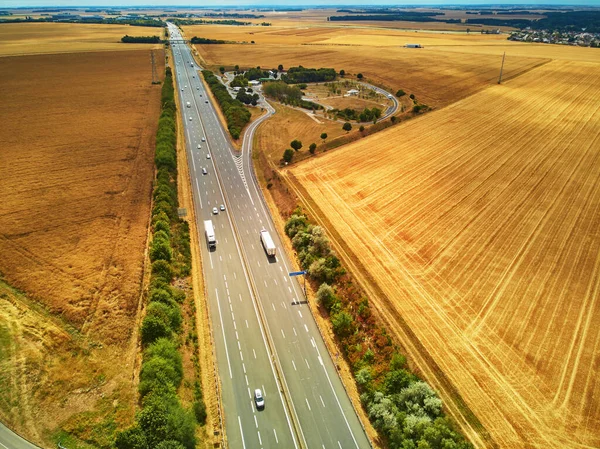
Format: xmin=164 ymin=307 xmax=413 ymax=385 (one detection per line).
xmin=0 ymin=422 xmax=40 ymax=449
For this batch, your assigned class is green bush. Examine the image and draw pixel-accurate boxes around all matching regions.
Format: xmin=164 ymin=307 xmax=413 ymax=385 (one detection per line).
xmin=151 ymin=260 xmax=173 ymax=283
xmin=150 ymin=239 xmax=173 ymax=262
xmin=147 ymin=301 xmax=182 ymax=333
xmin=316 ymin=283 xmax=338 ymax=312
xmin=141 ymin=314 xmax=171 ymax=345
xmin=332 ymin=311 xmax=355 ymax=338
xmin=203 ymin=70 xmax=251 ymax=139
xmin=192 ymin=400 xmax=207 ymax=424
xmin=115 ymin=425 xmax=146 ymax=449
xmin=396 ymin=89 xmax=406 ymax=97
xmin=153 ymin=219 xmax=171 ymax=236
xmin=155 ymin=441 xmax=186 ymax=449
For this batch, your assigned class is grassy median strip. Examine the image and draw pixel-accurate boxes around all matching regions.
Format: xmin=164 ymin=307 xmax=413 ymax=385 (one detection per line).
xmin=284 ymin=208 xmax=473 ymax=449
xmin=115 ymin=66 xmax=206 ymax=449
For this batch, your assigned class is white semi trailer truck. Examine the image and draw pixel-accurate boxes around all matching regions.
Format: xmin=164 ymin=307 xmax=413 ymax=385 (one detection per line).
xmin=204 ymin=220 xmax=216 ymax=249
xmin=260 ymin=229 xmax=276 ymax=257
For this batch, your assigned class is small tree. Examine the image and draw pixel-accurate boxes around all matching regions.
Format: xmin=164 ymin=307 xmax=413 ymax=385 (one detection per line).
xmin=283 ymin=148 xmax=294 ymax=163
xmin=234 ymin=64 xmax=239 ymax=71
xmin=278 ymin=64 xmax=283 ymax=71
xmin=395 ymin=89 xmax=406 ymax=97
xmin=342 ymin=122 xmax=352 ymax=132
xmin=357 ymin=73 xmax=363 ymax=79
xmin=359 ymin=125 xmax=365 ymax=132
xmin=390 ymin=116 xmax=397 ymax=123
xmin=309 ymin=143 xmax=317 ymax=154
xmin=409 ymin=93 xmax=415 ymax=100
xmin=339 ymin=69 xmax=345 ymax=77
xmin=219 ymin=66 xmax=225 ymax=74
xmin=316 ymin=283 xmax=337 ymax=312
xmin=320 ymin=132 xmax=328 ymax=140
xmin=332 ymin=311 xmax=355 ymax=338
xmin=290 ymin=139 xmax=303 ymax=151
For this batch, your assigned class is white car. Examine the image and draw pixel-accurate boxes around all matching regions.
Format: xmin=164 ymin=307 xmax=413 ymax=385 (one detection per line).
xmin=197 ymin=87 xmax=200 ymax=90
xmin=206 ymin=153 xmax=211 ymax=159
xmin=202 ymin=167 xmax=207 ymax=175
xmin=220 ymin=204 xmax=225 ymax=211
xmin=181 ymin=88 xmax=184 ymax=91
xmin=212 ymin=207 xmax=218 ymax=215
xmin=254 ymin=389 xmax=265 ymax=410
xmin=197 ymin=144 xmax=201 ymax=149
xmin=201 ymin=137 xmax=206 ymax=142
xmin=189 ymin=117 xmax=192 ymax=121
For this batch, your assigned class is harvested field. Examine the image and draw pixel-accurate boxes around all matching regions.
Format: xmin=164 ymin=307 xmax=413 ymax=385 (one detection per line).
xmin=254 ymin=102 xmax=348 ymax=163
xmin=288 ymin=60 xmax=600 ymax=449
xmin=0 ymin=48 xmax=163 ymax=446
xmin=0 ymin=22 xmax=164 ymax=56
xmin=190 ymin=25 xmax=548 ymax=107
xmin=0 ymin=50 xmax=163 ymax=343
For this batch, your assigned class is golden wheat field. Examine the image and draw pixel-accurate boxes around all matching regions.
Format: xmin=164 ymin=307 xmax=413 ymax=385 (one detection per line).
xmin=190 ymin=25 xmax=548 ymax=107
xmin=288 ymin=59 xmax=600 ymax=449
xmin=0 ymin=22 xmax=164 ymax=56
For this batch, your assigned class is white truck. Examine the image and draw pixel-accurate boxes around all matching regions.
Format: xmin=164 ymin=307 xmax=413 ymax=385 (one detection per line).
xmin=204 ymin=220 xmax=216 ymax=249
xmin=186 ymin=101 xmax=191 ymax=108
xmin=260 ymin=229 xmax=276 ymax=257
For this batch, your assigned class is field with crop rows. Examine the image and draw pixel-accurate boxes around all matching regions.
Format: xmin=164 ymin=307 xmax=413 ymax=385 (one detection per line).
xmin=189 ymin=25 xmax=548 ymax=107
xmin=289 ymin=59 xmax=600 ymax=449
xmin=0 ymin=50 xmax=162 ymax=343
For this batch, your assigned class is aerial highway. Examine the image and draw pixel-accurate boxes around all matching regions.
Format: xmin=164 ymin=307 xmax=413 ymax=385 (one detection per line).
xmin=168 ymin=23 xmax=371 ymax=449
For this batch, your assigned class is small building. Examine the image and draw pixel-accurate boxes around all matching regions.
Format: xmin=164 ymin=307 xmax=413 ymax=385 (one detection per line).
xmin=405 ymin=43 xmax=422 ymax=48
xmin=233 ymin=86 xmax=241 ymax=92
xmin=346 ymin=89 xmax=359 ymax=96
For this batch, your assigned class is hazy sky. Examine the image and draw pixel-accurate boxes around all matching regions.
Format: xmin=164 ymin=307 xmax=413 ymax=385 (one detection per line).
xmin=2 ymin=0 xmax=600 ymax=7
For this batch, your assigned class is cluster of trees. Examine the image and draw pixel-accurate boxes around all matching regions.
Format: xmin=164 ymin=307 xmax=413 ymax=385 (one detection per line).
xmin=190 ymin=36 xmax=226 ymax=44
xmin=115 ymin=67 xmax=205 ymax=449
xmin=236 ymin=89 xmax=260 ymax=106
xmin=465 ymin=11 xmax=600 ymax=31
xmin=337 ymin=8 xmax=443 ymax=15
xmin=329 ymin=14 xmax=459 ymax=23
xmin=245 ymin=67 xmax=271 ymax=80
xmin=282 ymin=139 xmax=314 ymax=163
xmin=282 ymin=66 xmax=337 ymax=84
xmin=263 ymin=81 xmax=321 ymax=110
xmin=202 ymin=70 xmax=251 ymax=139
xmin=121 ymin=35 xmax=161 ymax=43
xmin=230 ymin=74 xmax=249 ymax=88
xmin=331 ymin=107 xmax=381 ymax=123
xmin=284 ymin=210 xmax=473 ymax=449
xmin=171 ymin=18 xmax=250 ymax=26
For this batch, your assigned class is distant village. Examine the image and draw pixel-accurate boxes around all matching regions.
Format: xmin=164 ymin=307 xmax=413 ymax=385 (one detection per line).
xmin=509 ymin=29 xmax=600 ymax=47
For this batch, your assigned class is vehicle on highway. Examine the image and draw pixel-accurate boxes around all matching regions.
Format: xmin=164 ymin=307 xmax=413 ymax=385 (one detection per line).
xmin=212 ymin=207 xmax=218 ymax=215
xmin=220 ymin=204 xmax=225 ymax=211
xmin=185 ymin=85 xmax=187 ymax=88
xmin=197 ymin=87 xmax=200 ymax=90
xmin=181 ymin=88 xmax=184 ymax=91
xmin=206 ymin=153 xmax=211 ymax=159
xmin=205 ymin=100 xmax=209 ymax=103
xmin=200 ymin=93 xmax=202 ymax=96
xmin=189 ymin=117 xmax=193 ymax=121
xmin=186 ymin=101 xmax=191 ymax=108
xmin=201 ymin=137 xmax=206 ymax=142
xmin=202 ymin=167 xmax=207 ymax=175
xmin=197 ymin=144 xmax=201 ymax=149
xmin=204 ymin=220 xmax=216 ymax=249
xmin=260 ymin=229 xmax=277 ymax=257
xmin=254 ymin=389 xmax=265 ymax=410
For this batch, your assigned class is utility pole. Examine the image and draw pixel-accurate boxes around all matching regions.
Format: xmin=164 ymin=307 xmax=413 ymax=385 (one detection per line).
xmin=498 ymin=52 xmax=506 ymax=84
xmin=150 ymin=50 xmax=160 ymax=85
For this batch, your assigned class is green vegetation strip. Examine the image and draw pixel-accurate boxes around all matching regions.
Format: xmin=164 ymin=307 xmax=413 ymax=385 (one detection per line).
xmin=202 ymin=70 xmax=250 ymax=140
xmin=115 ymin=66 xmax=206 ymax=449
xmin=284 ymin=209 xmax=474 ymax=449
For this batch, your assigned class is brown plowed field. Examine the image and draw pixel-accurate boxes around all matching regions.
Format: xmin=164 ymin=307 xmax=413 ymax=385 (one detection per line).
xmin=0 ymin=50 xmax=163 ymax=344
xmin=289 ymin=60 xmax=600 ymax=449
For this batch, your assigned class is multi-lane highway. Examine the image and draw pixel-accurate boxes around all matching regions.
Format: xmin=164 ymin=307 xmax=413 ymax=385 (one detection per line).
xmin=0 ymin=422 xmax=39 ymax=449
xmin=168 ymin=24 xmax=371 ymax=449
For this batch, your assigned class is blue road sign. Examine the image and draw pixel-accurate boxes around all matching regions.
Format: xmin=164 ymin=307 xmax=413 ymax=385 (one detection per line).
xmin=288 ymin=271 xmax=306 ymax=277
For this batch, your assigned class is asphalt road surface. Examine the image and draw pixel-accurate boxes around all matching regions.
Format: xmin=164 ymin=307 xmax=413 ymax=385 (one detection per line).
xmin=169 ymin=24 xmax=372 ymax=449
xmin=0 ymin=422 xmax=40 ymax=449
